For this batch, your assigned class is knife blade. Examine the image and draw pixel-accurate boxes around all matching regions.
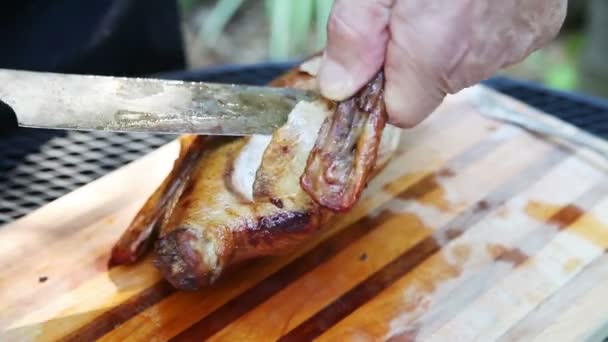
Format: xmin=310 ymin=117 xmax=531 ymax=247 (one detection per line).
xmin=0 ymin=68 xmax=318 ymax=135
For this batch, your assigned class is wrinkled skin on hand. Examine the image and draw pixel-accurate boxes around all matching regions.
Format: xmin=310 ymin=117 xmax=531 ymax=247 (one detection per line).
xmin=318 ymin=0 xmax=568 ymax=128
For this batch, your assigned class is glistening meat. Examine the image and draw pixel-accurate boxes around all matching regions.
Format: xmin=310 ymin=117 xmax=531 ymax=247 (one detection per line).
xmin=110 ymin=55 xmax=401 ymax=291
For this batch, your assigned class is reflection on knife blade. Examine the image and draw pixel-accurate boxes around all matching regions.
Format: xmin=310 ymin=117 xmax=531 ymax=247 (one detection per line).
xmin=0 ymin=68 xmax=319 ymax=135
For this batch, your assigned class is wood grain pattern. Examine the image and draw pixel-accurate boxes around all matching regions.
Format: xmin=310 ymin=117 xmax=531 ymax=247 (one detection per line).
xmin=2 ymin=86 xmax=608 ymax=342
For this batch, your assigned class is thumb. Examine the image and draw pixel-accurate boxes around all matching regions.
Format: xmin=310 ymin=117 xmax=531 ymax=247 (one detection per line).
xmin=318 ymin=0 xmax=394 ymax=101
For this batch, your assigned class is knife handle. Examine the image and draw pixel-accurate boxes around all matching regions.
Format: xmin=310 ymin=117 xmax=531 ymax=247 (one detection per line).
xmin=0 ymin=100 xmax=18 ymax=135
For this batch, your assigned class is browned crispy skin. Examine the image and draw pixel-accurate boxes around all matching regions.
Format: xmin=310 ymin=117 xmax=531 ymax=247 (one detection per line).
xmin=152 ymin=137 xmax=326 ymax=290
xmin=110 ymin=59 xmax=390 ymax=291
xmin=109 ymin=67 xmax=316 ymax=269
xmin=301 ymin=72 xmax=387 ymax=212
xmin=154 ymin=207 xmax=324 ymax=290
xmin=109 ymin=135 xmax=206 ymax=265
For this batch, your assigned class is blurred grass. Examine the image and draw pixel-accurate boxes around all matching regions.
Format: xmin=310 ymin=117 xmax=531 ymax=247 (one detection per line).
xmin=190 ymin=0 xmax=334 ymax=60
xmin=200 ymin=0 xmax=246 ymax=46
xmin=180 ymin=0 xmax=589 ymax=95
xmin=545 ymin=33 xmax=585 ymax=90
xmin=498 ymin=32 xmax=585 ymax=92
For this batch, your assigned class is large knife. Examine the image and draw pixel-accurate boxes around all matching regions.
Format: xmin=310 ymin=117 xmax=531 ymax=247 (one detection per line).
xmin=0 ymin=68 xmax=318 ymax=135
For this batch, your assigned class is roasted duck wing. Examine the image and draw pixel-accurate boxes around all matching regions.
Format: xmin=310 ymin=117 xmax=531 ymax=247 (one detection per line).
xmin=301 ymin=72 xmax=387 ymax=212
xmin=110 ymin=56 xmax=400 ymax=290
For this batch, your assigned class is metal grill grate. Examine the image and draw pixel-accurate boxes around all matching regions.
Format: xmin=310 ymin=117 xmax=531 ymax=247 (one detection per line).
xmin=0 ymin=130 xmax=171 ymax=222
xmin=1 ymin=64 xmax=608 ymax=225
xmin=486 ymin=76 xmax=608 ymax=139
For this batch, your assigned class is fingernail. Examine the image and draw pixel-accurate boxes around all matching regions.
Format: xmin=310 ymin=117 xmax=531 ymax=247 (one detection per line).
xmin=318 ymin=57 xmax=357 ymax=101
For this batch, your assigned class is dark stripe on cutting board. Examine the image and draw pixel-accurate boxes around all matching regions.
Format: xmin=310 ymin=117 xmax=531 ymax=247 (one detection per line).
xmin=388 ymin=179 xmax=608 ymax=341
xmin=60 ymin=281 xmax=175 ymax=342
xmin=170 ymin=211 xmax=394 ymax=341
xmin=69 ymin=123 xmax=510 ymax=341
xmin=170 ymin=127 xmax=513 ymax=341
xmin=278 ymin=148 xmax=568 ymax=341
xmin=499 ymin=181 xmax=608 ymax=341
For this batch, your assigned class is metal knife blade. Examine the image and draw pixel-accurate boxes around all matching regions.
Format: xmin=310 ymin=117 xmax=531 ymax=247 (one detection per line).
xmin=0 ymin=68 xmax=318 ymax=135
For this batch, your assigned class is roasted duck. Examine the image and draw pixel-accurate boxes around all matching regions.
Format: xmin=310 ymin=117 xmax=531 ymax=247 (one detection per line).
xmin=110 ymin=55 xmax=401 ymax=290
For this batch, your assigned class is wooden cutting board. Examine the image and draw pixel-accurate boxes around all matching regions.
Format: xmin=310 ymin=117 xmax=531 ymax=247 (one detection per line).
xmin=2 ymin=85 xmax=608 ymax=342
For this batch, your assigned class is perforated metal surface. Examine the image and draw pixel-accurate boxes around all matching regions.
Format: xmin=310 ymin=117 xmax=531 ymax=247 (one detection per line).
xmin=0 ymin=130 xmax=171 ymax=222
xmin=1 ymin=63 xmax=607 ymax=225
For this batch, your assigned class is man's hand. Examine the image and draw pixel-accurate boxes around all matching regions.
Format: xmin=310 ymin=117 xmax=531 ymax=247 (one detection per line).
xmin=318 ymin=0 xmax=568 ymax=128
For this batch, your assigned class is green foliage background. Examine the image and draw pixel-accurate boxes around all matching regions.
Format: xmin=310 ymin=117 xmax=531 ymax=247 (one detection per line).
xmin=180 ymin=0 xmax=596 ymax=94
xmin=189 ymin=0 xmax=334 ymax=60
